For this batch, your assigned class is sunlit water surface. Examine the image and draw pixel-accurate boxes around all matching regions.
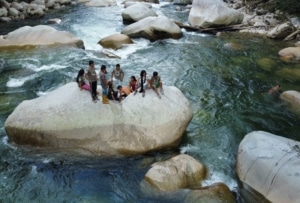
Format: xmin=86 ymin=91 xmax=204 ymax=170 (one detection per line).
xmin=1 ymin=2 xmax=300 ymax=203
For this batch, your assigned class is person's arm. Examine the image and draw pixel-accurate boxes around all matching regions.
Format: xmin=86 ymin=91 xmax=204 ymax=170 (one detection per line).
xmin=100 ymin=75 xmax=108 ymax=87
xmin=150 ymin=77 xmax=154 ymax=88
xmin=84 ymin=72 xmax=89 ymax=82
xmin=111 ymin=91 xmax=115 ymax=100
xmin=118 ymin=89 xmax=122 ymax=102
xmin=111 ymin=70 xmax=114 ymax=81
xmin=120 ymin=70 xmax=124 ymax=82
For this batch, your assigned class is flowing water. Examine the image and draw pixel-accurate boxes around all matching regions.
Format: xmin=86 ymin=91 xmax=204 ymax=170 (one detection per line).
xmin=1 ymin=1 xmax=300 ymax=202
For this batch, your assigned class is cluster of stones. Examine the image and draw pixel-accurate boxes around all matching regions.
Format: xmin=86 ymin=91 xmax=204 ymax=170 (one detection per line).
xmin=0 ymin=0 xmax=72 ymax=22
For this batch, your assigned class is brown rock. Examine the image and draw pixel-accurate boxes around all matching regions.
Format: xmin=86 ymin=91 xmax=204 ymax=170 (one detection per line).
xmin=99 ymin=33 xmax=133 ymax=50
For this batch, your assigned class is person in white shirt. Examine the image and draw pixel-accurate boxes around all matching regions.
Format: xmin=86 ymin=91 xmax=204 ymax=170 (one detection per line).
xmin=111 ymin=64 xmax=124 ymax=85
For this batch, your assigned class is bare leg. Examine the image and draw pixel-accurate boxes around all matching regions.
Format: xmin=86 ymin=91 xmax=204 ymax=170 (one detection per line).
xmin=153 ymin=86 xmax=161 ymax=99
xmin=160 ymin=82 xmax=164 ymax=95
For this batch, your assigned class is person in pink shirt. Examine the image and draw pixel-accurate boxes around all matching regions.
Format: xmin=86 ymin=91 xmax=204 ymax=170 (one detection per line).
xmin=76 ymin=68 xmax=91 ymax=91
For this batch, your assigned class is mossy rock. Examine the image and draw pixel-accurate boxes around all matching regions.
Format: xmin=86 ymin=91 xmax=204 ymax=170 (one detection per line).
xmin=275 ymin=68 xmax=300 ymax=81
xmin=256 ymin=58 xmax=277 ymax=72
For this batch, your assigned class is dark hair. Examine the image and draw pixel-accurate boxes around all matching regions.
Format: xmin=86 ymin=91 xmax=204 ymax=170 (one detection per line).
xmin=89 ymin=60 xmax=94 ymax=65
xmin=76 ymin=68 xmax=85 ymax=83
xmin=153 ymin=71 xmax=158 ymax=77
xmin=108 ymin=81 xmax=113 ymax=88
xmin=140 ymin=70 xmax=147 ymax=92
xmin=117 ymin=85 xmax=122 ymax=90
xmin=101 ymin=65 xmax=106 ymax=70
xmin=140 ymin=70 xmax=146 ymax=77
xmin=116 ymin=64 xmax=120 ymax=67
xmin=131 ymin=76 xmax=137 ymax=81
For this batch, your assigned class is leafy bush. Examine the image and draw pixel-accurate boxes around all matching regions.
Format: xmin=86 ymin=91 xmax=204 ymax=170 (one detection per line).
xmin=274 ymin=0 xmax=300 ymax=16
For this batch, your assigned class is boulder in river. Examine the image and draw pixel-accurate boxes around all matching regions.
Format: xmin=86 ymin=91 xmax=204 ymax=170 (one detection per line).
xmin=237 ymin=131 xmax=300 ymax=203
xmin=4 ymin=82 xmax=193 ymax=156
xmin=0 ymin=25 xmax=84 ymax=49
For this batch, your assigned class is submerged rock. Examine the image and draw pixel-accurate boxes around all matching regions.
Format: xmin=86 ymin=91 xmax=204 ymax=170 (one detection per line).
xmin=4 ymin=82 xmax=193 ymax=156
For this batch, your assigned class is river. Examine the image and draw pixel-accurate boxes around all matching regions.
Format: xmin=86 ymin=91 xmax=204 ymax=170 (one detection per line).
xmin=1 ymin=1 xmax=300 ymax=202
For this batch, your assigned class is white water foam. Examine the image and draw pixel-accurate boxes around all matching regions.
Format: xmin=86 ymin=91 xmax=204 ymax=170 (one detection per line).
xmin=6 ymin=74 xmax=37 ymax=87
xmin=42 ymin=158 xmax=52 ymax=164
xmin=202 ymin=171 xmax=238 ymax=191
xmin=1 ymin=136 xmax=17 ymax=150
xmin=36 ymin=91 xmax=49 ymax=97
xmin=71 ymin=21 xmax=118 ymax=51
xmin=32 ymin=64 xmax=67 ymax=72
xmin=30 ymin=165 xmax=38 ymax=175
xmin=107 ymin=38 xmax=151 ymax=59
xmin=0 ymin=58 xmax=4 ymax=67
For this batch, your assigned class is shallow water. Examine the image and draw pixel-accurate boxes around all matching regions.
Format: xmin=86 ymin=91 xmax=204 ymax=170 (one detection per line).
xmin=1 ymin=1 xmax=300 ymax=202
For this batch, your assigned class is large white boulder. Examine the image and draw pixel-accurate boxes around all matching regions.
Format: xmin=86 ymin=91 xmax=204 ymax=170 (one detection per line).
xmin=188 ymin=0 xmax=243 ymax=28
xmin=121 ymin=16 xmax=182 ymax=41
xmin=4 ymin=82 xmax=193 ymax=156
xmin=237 ymin=131 xmax=300 ymax=203
xmin=122 ymin=3 xmax=157 ymax=23
xmin=0 ymin=25 xmax=84 ymax=49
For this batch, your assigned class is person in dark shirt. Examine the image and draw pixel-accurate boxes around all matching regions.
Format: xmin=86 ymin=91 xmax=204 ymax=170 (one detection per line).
xmin=107 ymin=81 xmax=119 ymax=102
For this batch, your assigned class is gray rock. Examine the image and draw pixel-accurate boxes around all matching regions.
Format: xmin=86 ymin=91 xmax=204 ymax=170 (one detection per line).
xmin=8 ymin=7 xmax=19 ymax=17
xmin=173 ymin=0 xmax=192 ymax=5
xmin=121 ymin=16 xmax=182 ymax=41
xmin=85 ymin=0 xmax=117 ymax=7
xmin=188 ymin=0 xmax=243 ymax=28
xmin=122 ymin=3 xmax=157 ymax=23
xmin=237 ymin=131 xmax=300 ymax=203
xmin=123 ymin=1 xmax=152 ymax=8
xmin=11 ymin=2 xmax=24 ymax=11
xmin=0 ymin=0 xmax=10 ymax=9
xmin=0 ymin=7 xmax=7 ymax=17
xmin=267 ymin=22 xmax=295 ymax=39
xmin=141 ymin=154 xmax=206 ymax=191
xmin=0 ymin=16 xmax=11 ymax=22
xmin=0 ymin=25 xmax=84 ymax=49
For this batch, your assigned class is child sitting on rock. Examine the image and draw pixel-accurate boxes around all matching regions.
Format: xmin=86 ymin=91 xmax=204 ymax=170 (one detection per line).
xmin=117 ymin=85 xmax=131 ymax=102
xmin=150 ymin=71 xmax=164 ymax=99
xmin=107 ymin=81 xmax=119 ymax=102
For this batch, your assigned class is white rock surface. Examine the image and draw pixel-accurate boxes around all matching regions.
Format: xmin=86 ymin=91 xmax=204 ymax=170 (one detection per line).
xmin=5 ymin=82 xmax=193 ymax=156
xmin=237 ymin=131 xmax=300 ymax=203
xmin=0 ymin=25 xmax=84 ymax=49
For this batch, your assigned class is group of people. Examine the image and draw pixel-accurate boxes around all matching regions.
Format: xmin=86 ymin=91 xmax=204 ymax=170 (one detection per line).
xmin=76 ymin=60 xmax=164 ymax=103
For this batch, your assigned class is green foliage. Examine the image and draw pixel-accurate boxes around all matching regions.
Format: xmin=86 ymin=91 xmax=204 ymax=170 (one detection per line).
xmin=274 ymin=0 xmax=300 ymax=16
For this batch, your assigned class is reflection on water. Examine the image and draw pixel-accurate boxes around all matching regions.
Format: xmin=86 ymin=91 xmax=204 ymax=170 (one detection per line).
xmin=1 ymin=1 xmax=300 ymax=202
